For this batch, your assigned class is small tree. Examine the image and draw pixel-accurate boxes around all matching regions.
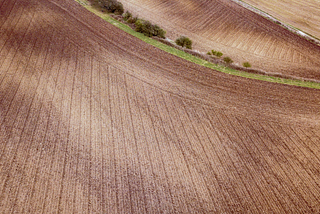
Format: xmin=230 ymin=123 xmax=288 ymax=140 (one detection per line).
xmin=223 ymin=57 xmax=233 ymax=64
xmin=97 ymin=0 xmax=124 ymax=15
xmin=175 ymin=36 xmax=192 ymax=49
xmin=243 ymin=62 xmax=251 ymax=68
xmin=123 ymin=11 xmax=132 ymax=21
xmin=112 ymin=2 xmax=124 ymax=15
xmin=153 ymin=25 xmax=166 ymax=38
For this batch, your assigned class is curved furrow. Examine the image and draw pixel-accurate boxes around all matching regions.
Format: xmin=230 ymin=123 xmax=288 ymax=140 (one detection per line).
xmin=0 ymin=0 xmax=320 ymax=213
xmin=120 ymin=0 xmax=320 ymax=80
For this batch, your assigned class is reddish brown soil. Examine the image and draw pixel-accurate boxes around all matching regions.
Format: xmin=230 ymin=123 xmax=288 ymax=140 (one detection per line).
xmin=242 ymin=0 xmax=320 ymax=41
xmin=0 ymin=0 xmax=320 ymax=213
xmin=120 ymin=0 xmax=320 ymax=81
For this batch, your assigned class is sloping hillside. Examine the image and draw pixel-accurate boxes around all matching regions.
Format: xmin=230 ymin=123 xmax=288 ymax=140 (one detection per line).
xmin=243 ymin=0 xmax=320 ymax=41
xmin=0 ymin=0 xmax=320 ymax=212
xmin=119 ymin=0 xmax=320 ymax=81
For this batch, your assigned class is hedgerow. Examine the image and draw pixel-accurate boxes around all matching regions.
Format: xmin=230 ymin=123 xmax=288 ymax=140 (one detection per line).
xmin=96 ymin=0 xmax=124 ymax=15
xmin=135 ymin=19 xmax=166 ymax=38
xmin=123 ymin=11 xmax=138 ymax=23
xmin=123 ymin=11 xmax=132 ymax=21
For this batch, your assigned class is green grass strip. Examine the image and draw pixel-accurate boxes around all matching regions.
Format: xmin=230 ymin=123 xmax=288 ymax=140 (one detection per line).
xmin=81 ymin=3 xmax=320 ymax=89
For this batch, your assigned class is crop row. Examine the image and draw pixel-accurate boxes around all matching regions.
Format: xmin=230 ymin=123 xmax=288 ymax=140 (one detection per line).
xmin=1 ymin=0 xmax=320 ymax=212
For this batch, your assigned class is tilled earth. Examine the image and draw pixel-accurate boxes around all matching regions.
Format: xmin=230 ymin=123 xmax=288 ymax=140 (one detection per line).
xmin=242 ymin=0 xmax=320 ymax=42
xmin=119 ymin=0 xmax=320 ymax=81
xmin=0 ymin=0 xmax=320 ymax=213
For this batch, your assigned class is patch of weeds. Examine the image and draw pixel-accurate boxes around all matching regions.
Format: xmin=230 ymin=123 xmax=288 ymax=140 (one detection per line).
xmin=211 ymin=49 xmax=223 ymax=57
xmin=243 ymin=62 xmax=251 ymax=68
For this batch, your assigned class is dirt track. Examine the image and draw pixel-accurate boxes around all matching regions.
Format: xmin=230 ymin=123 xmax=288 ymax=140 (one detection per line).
xmin=119 ymin=0 xmax=320 ymax=81
xmin=1 ymin=0 xmax=320 ymax=213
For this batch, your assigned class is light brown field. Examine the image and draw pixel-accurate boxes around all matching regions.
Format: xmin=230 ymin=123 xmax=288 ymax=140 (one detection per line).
xmin=1 ymin=0 xmax=320 ymax=213
xmin=243 ymin=0 xmax=320 ymax=40
xmin=119 ymin=0 xmax=320 ymax=81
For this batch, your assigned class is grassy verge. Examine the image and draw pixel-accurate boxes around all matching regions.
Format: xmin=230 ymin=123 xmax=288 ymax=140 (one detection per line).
xmin=80 ymin=2 xmax=320 ymax=89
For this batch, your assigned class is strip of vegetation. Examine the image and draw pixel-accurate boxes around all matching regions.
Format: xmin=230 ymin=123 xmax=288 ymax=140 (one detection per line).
xmin=91 ymin=1 xmax=166 ymax=39
xmin=78 ymin=1 xmax=320 ymax=89
xmin=207 ymin=49 xmax=250 ymax=68
xmin=94 ymin=0 xmax=124 ymax=15
xmin=123 ymin=11 xmax=137 ymax=23
xmin=135 ymin=19 xmax=166 ymax=38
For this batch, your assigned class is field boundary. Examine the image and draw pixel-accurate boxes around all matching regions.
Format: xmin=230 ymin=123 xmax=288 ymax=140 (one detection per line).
xmin=76 ymin=0 xmax=320 ymax=89
xmin=152 ymin=37 xmax=320 ymax=84
xmin=233 ymin=0 xmax=320 ymax=46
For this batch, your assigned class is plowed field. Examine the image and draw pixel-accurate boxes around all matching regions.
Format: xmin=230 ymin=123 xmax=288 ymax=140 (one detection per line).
xmin=243 ymin=0 xmax=320 ymax=41
xmin=119 ymin=0 xmax=320 ymax=81
xmin=1 ymin=0 xmax=320 ymax=213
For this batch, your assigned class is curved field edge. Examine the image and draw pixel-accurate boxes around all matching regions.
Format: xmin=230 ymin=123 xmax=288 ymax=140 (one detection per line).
xmin=77 ymin=1 xmax=320 ymax=90
xmin=239 ymin=0 xmax=320 ymax=44
xmin=233 ymin=0 xmax=320 ymax=46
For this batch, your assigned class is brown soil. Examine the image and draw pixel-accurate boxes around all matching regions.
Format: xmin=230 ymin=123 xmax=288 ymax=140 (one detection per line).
xmin=1 ymin=0 xmax=320 ymax=213
xmin=242 ymin=0 xmax=320 ymax=42
xmin=119 ymin=0 xmax=320 ymax=81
